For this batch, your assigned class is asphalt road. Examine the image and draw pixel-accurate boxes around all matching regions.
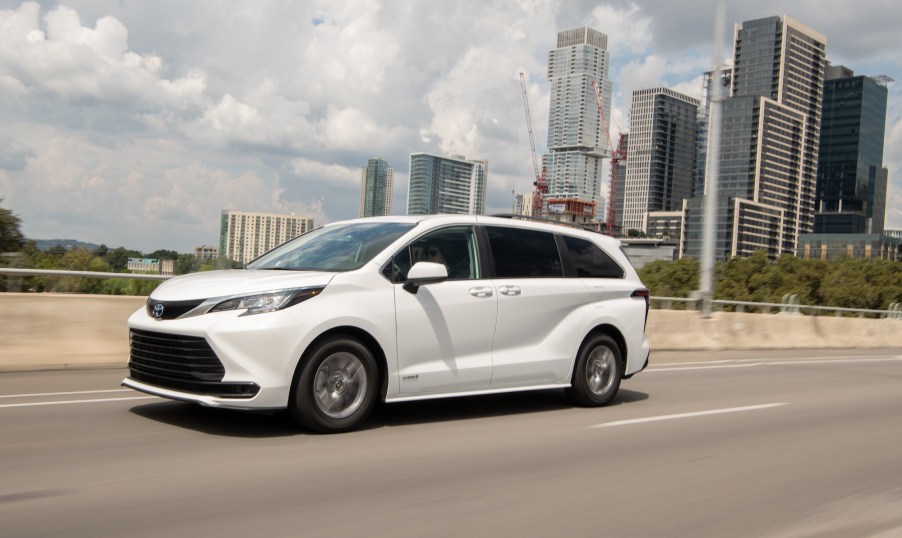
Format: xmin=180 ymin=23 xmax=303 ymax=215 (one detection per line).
xmin=2 ymin=348 xmax=901 ymax=537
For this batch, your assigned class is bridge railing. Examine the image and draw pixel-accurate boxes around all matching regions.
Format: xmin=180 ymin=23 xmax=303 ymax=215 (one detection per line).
xmin=1 ymin=268 xmax=899 ymax=319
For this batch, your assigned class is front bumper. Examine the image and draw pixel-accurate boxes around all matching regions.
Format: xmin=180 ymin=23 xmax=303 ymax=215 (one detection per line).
xmin=122 ymin=304 xmax=315 ymax=410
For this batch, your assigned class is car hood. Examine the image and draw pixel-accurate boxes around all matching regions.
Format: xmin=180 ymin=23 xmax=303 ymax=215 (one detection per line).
xmin=149 ymin=269 xmax=338 ymax=301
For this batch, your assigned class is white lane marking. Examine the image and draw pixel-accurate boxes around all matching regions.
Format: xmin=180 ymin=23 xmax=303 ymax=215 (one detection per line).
xmin=649 ymin=363 xmax=763 ymax=372
xmin=0 ymin=389 xmax=132 ymax=399
xmin=0 ymin=396 xmax=159 ymax=408
xmin=647 ymin=356 xmax=902 ymax=372
xmin=591 ymin=402 xmax=787 ymax=428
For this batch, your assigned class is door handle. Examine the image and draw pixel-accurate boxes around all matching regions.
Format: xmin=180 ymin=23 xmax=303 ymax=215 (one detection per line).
xmin=468 ymin=287 xmax=494 ymax=298
xmin=498 ymin=286 xmax=521 ymax=296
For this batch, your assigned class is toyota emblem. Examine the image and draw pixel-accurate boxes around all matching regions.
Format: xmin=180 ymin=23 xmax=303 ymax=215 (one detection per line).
xmin=152 ymin=303 xmax=165 ymax=319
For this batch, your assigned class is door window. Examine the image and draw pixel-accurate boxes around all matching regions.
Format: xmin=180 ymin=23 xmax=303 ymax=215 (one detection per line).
xmin=386 ymin=226 xmax=481 ymax=282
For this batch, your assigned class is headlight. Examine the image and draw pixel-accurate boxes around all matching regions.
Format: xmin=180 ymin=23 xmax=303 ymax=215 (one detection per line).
xmin=209 ymin=287 xmax=324 ymax=316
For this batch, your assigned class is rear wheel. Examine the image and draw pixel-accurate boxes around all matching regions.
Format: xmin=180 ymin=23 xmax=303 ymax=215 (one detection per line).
xmin=566 ymin=334 xmax=623 ymax=406
xmin=289 ymin=335 xmax=378 ymax=433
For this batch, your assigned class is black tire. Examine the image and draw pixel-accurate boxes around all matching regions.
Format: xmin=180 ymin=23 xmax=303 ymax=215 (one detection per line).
xmin=289 ymin=335 xmax=378 ymax=433
xmin=566 ymin=333 xmax=623 ymax=407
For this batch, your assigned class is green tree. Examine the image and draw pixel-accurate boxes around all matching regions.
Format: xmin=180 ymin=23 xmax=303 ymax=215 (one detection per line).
xmin=54 ymin=248 xmax=113 ymax=294
xmin=637 ymin=257 xmax=699 ymax=299
xmin=147 ymin=249 xmax=178 ymax=260
xmin=47 ymin=244 xmax=67 ymax=258
xmin=200 ymin=256 xmax=243 ymax=271
xmin=103 ymin=246 xmax=142 ymax=272
xmin=175 ymin=253 xmax=199 ymax=275
xmin=0 ymin=199 xmax=25 ymax=255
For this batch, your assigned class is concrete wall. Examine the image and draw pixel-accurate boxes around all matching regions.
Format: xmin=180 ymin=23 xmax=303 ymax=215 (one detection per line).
xmin=1 ymin=293 xmax=900 ymax=372
xmin=0 ymin=293 xmax=144 ymax=371
xmin=646 ymin=309 xmax=902 ymax=350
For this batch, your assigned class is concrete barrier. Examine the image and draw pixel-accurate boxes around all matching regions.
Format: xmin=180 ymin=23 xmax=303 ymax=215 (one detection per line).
xmin=0 ymin=293 xmax=144 ymax=372
xmin=646 ymin=309 xmax=902 ymax=350
xmin=1 ymin=293 xmax=900 ymax=372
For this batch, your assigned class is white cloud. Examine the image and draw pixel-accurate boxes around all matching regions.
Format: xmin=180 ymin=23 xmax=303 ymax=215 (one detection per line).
xmin=1 ymin=0 xmax=900 ymax=251
xmin=617 ymin=54 xmax=668 ymax=100
xmin=288 ymin=157 xmax=359 ymax=188
xmin=590 ymin=3 xmax=653 ymax=57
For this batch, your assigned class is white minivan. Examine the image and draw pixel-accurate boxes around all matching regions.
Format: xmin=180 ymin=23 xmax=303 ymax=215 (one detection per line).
xmin=124 ymin=215 xmax=650 ymax=432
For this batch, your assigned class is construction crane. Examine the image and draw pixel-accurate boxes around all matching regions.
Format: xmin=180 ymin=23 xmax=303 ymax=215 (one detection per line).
xmin=519 ymin=72 xmax=547 ymax=216
xmin=591 ymin=79 xmax=626 ymax=236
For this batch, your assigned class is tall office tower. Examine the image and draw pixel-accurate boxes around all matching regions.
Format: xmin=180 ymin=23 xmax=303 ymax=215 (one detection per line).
xmin=622 ymin=88 xmax=699 ymax=234
xmin=407 ymin=153 xmax=488 ymax=215
xmin=684 ymin=15 xmax=827 ymax=260
xmin=541 ymin=26 xmax=612 ymax=212
xmin=220 ymin=210 xmax=314 ymax=264
xmin=814 ymin=66 xmax=889 ymax=234
xmin=359 ymin=158 xmax=394 ymax=217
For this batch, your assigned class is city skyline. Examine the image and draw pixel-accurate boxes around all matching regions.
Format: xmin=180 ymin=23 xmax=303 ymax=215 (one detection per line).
xmin=0 ymin=1 xmax=900 ymax=252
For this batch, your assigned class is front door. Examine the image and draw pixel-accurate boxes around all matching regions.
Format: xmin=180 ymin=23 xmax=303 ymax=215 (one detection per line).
xmin=391 ymin=226 xmax=497 ymax=395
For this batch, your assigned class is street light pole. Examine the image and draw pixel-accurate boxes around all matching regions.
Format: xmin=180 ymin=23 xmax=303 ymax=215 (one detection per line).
xmin=699 ymin=0 xmax=727 ymax=318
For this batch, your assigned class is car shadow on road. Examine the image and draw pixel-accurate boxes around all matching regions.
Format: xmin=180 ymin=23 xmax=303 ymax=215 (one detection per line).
xmin=127 ymin=388 xmax=649 ymax=437
xmin=366 ymin=388 xmax=648 ymax=429
xmin=129 ymin=402 xmax=299 ymax=438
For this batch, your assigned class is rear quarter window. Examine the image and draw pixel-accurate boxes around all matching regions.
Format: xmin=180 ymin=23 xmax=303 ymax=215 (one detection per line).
xmin=486 ymin=226 xmax=562 ymax=278
xmin=562 ymin=235 xmax=625 ymax=279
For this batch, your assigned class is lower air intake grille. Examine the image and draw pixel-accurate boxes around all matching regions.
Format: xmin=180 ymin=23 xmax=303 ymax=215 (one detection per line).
xmin=128 ymin=329 xmax=259 ymax=398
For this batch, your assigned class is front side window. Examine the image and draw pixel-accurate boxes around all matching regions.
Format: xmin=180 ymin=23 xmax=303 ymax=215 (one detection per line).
xmin=486 ymin=226 xmax=562 ymax=278
xmin=247 ymin=222 xmax=415 ymax=272
xmin=386 ymin=226 xmax=480 ymax=283
xmin=562 ymin=235 xmax=625 ymax=278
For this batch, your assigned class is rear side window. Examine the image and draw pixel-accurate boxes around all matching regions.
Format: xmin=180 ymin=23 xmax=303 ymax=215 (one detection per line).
xmin=562 ymin=235 xmax=625 ymax=279
xmin=486 ymin=226 xmax=562 ymax=278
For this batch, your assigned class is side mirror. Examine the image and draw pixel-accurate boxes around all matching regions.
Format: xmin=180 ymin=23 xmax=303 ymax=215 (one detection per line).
xmin=402 ymin=262 xmax=448 ymax=294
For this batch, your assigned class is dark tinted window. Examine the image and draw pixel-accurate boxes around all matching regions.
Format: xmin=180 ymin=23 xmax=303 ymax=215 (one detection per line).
xmin=486 ymin=226 xmax=562 ymax=278
xmin=563 ymin=235 xmax=624 ymax=278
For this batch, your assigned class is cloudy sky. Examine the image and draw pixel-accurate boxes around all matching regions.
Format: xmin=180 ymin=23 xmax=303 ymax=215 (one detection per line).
xmin=0 ymin=0 xmax=899 ymax=252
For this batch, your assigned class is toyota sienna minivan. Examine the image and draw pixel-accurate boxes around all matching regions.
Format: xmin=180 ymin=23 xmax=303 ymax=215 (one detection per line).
xmin=124 ymin=214 xmax=650 ymax=432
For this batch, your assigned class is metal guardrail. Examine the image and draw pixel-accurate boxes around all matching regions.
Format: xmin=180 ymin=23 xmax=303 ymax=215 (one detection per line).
xmin=647 ymin=296 xmax=900 ymax=319
xmin=1 ymin=268 xmax=899 ymax=319
xmin=0 ymin=267 xmax=171 ymax=281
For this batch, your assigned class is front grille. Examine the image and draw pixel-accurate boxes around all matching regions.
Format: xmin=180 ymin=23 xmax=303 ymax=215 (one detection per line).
xmin=128 ymin=329 xmax=259 ymax=398
xmin=146 ymin=298 xmax=206 ymax=320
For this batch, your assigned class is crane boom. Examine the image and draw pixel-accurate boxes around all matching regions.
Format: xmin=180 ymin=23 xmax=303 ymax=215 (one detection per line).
xmin=519 ymin=73 xmax=540 ymax=185
xmin=592 ymin=79 xmax=625 ymax=235
xmin=519 ymin=72 xmax=547 ymax=216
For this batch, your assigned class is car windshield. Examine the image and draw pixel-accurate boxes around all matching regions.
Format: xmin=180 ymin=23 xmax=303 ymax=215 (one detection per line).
xmin=246 ymin=222 xmax=416 ymax=272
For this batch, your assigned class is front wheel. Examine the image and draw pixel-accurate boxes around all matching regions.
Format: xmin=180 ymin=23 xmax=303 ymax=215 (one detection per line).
xmin=289 ymin=335 xmax=378 ymax=433
xmin=566 ymin=334 xmax=623 ymax=407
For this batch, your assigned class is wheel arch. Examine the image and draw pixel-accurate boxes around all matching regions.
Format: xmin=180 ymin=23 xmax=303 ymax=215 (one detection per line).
xmin=578 ymin=324 xmax=628 ymax=377
xmin=292 ymin=325 xmax=389 ymax=402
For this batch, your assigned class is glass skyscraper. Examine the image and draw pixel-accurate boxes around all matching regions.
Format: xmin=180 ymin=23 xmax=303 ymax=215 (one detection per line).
xmin=623 ymin=88 xmax=699 ymax=233
xmin=359 ymin=158 xmax=393 ymax=218
xmin=814 ymin=66 xmax=889 ymax=235
xmin=406 ymin=153 xmax=487 ymax=215
xmin=541 ymin=26 xmax=612 ymax=213
xmin=684 ymin=15 xmax=827 ymax=260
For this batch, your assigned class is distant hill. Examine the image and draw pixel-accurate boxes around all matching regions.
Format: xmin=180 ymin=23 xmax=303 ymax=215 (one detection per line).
xmin=30 ymin=239 xmax=102 ymax=252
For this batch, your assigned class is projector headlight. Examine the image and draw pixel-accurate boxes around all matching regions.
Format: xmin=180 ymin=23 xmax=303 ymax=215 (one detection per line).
xmin=209 ymin=287 xmax=324 ymax=316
